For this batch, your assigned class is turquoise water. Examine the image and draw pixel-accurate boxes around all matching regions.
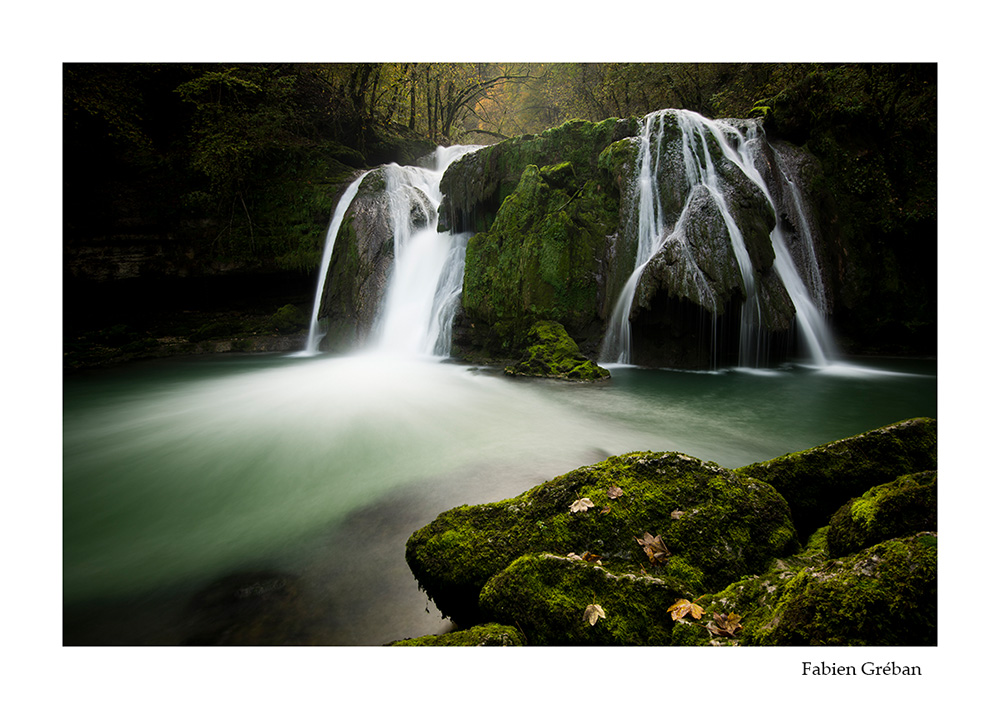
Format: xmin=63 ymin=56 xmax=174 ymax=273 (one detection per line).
xmin=63 ymin=352 xmax=936 ymax=645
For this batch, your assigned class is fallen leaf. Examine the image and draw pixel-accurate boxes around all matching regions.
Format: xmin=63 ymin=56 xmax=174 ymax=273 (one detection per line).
xmin=582 ymin=552 xmax=602 ymax=562
xmin=584 ymin=604 xmax=606 ymax=626
xmin=707 ymin=612 xmax=742 ymax=637
xmin=671 ymin=509 xmax=685 ymax=520
xmin=635 ymin=531 xmax=670 ymax=564
xmin=600 ymin=506 xmax=611 ymax=514
xmin=666 ymin=598 xmax=705 ymax=621
xmin=607 ymin=485 xmax=624 ymax=499
xmin=570 ymin=498 xmax=595 ymax=513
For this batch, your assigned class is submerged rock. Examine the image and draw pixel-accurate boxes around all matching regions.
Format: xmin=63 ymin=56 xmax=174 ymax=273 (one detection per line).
xmin=504 ymin=320 xmax=609 ymax=381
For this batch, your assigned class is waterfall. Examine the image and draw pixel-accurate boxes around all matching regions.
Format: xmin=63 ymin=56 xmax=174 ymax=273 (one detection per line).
xmin=299 ymin=172 xmax=368 ymax=356
xmin=300 ymin=145 xmax=480 ymax=358
xmin=371 ymin=145 xmax=481 ymax=357
xmin=600 ymin=109 xmax=837 ymax=368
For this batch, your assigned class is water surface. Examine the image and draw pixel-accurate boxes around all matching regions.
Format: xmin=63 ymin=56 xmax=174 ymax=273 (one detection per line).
xmin=63 ymin=352 xmax=936 ymax=645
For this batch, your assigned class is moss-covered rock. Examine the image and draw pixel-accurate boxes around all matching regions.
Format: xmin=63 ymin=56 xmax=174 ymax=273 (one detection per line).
xmin=752 ymin=533 xmax=937 ymax=646
xmin=405 ymin=451 xmax=797 ymax=627
xmin=268 ymin=303 xmax=309 ymax=334
xmin=458 ymin=161 xmax=620 ymax=359
xmin=736 ymin=418 xmax=937 ymax=539
xmin=389 ymin=623 xmax=524 ymax=647
xmin=439 ymin=117 xmax=638 ymax=235
xmin=504 ymin=320 xmax=610 ymax=381
xmin=826 ymin=471 xmax=936 ymax=557
xmin=479 ymin=552 xmax=685 ymax=645
xmin=670 ymin=526 xmax=832 ymax=646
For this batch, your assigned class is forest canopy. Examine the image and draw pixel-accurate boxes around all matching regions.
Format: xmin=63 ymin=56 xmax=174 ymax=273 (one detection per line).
xmin=64 ymin=62 xmax=935 ymax=273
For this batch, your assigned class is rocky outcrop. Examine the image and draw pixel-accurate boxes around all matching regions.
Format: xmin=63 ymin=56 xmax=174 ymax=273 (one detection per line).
xmin=317 ymin=169 xmax=397 ymax=350
xmin=441 ymin=111 xmax=826 ymax=368
xmin=402 ymin=418 xmax=937 ymax=646
xmin=405 ymin=450 xmax=798 ymax=628
xmin=504 ymin=320 xmax=610 ymax=381
xmin=736 ymin=417 xmax=937 ymax=539
xmin=826 ymin=470 xmax=936 ymax=557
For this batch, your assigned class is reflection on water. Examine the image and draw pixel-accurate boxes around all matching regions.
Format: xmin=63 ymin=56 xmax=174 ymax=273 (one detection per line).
xmin=63 ymin=353 xmax=936 ymax=645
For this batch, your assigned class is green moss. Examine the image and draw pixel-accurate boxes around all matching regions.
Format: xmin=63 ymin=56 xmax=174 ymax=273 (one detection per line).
xmin=827 ymin=471 xmax=936 ymax=557
xmin=753 ymin=533 xmax=937 ymax=646
xmin=460 ymin=160 xmax=620 ymax=358
xmin=389 ymin=623 xmax=524 ymax=647
xmin=406 ymin=451 xmax=797 ymax=627
xmin=736 ymin=418 xmax=937 ymax=539
xmin=268 ymin=303 xmax=308 ymax=334
xmin=505 ymin=320 xmax=610 ymax=381
xmin=479 ymin=553 xmax=684 ymax=645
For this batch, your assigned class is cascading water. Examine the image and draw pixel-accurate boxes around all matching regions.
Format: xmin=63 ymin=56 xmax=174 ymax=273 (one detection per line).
xmin=299 ymin=145 xmax=479 ymax=358
xmin=600 ymin=108 xmax=837 ymax=368
xmin=373 ymin=145 xmax=480 ymax=357
xmin=299 ymin=172 xmax=369 ymax=355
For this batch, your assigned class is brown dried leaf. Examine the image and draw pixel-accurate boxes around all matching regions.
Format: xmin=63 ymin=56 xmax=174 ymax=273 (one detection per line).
xmin=607 ymin=485 xmax=624 ymax=500
xmin=670 ymin=509 xmax=685 ymax=520
xmin=707 ymin=612 xmax=743 ymax=637
xmin=569 ymin=498 xmax=595 ymax=513
xmin=635 ymin=532 xmax=670 ymax=564
xmin=666 ymin=598 xmax=705 ymax=621
xmin=584 ymin=604 xmax=606 ymax=626
xmin=582 ymin=552 xmax=602 ymax=562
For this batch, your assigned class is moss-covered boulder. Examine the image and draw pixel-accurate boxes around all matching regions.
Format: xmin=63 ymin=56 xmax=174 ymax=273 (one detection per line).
xmin=752 ymin=533 xmax=937 ymax=646
xmin=268 ymin=304 xmax=309 ymax=334
xmin=479 ymin=552 xmax=686 ymax=645
xmin=504 ymin=320 xmax=610 ymax=381
xmin=669 ymin=528 xmax=937 ymax=646
xmin=405 ymin=451 xmax=798 ymax=627
xmin=826 ymin=471 xmax=936 ymax=557
xmin=670 ymin=526 xmax=832 ymax=646
xmin=389 ymin=623 xmax=523 ymax=647
xmin=736 ymin=418 xmax=937 ymax=539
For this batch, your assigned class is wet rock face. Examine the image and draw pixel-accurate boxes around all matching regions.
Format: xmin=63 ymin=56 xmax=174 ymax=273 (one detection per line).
xmin=318 ymin=170 xmax=396 ymax=350
xmin=317 ymin=168 xmax=437 ymax=350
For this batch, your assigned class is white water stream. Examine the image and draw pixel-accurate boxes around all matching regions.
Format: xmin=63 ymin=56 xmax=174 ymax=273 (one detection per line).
xmin=600 ymin=109 xmax=837 ymax=368
xmin=299 ymin=145 xmax=479 ymax=359
xmin=373 ymin=145 xmax=480 ymax=356
xmin=299 ymin=172 xmax=369 ymax=355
